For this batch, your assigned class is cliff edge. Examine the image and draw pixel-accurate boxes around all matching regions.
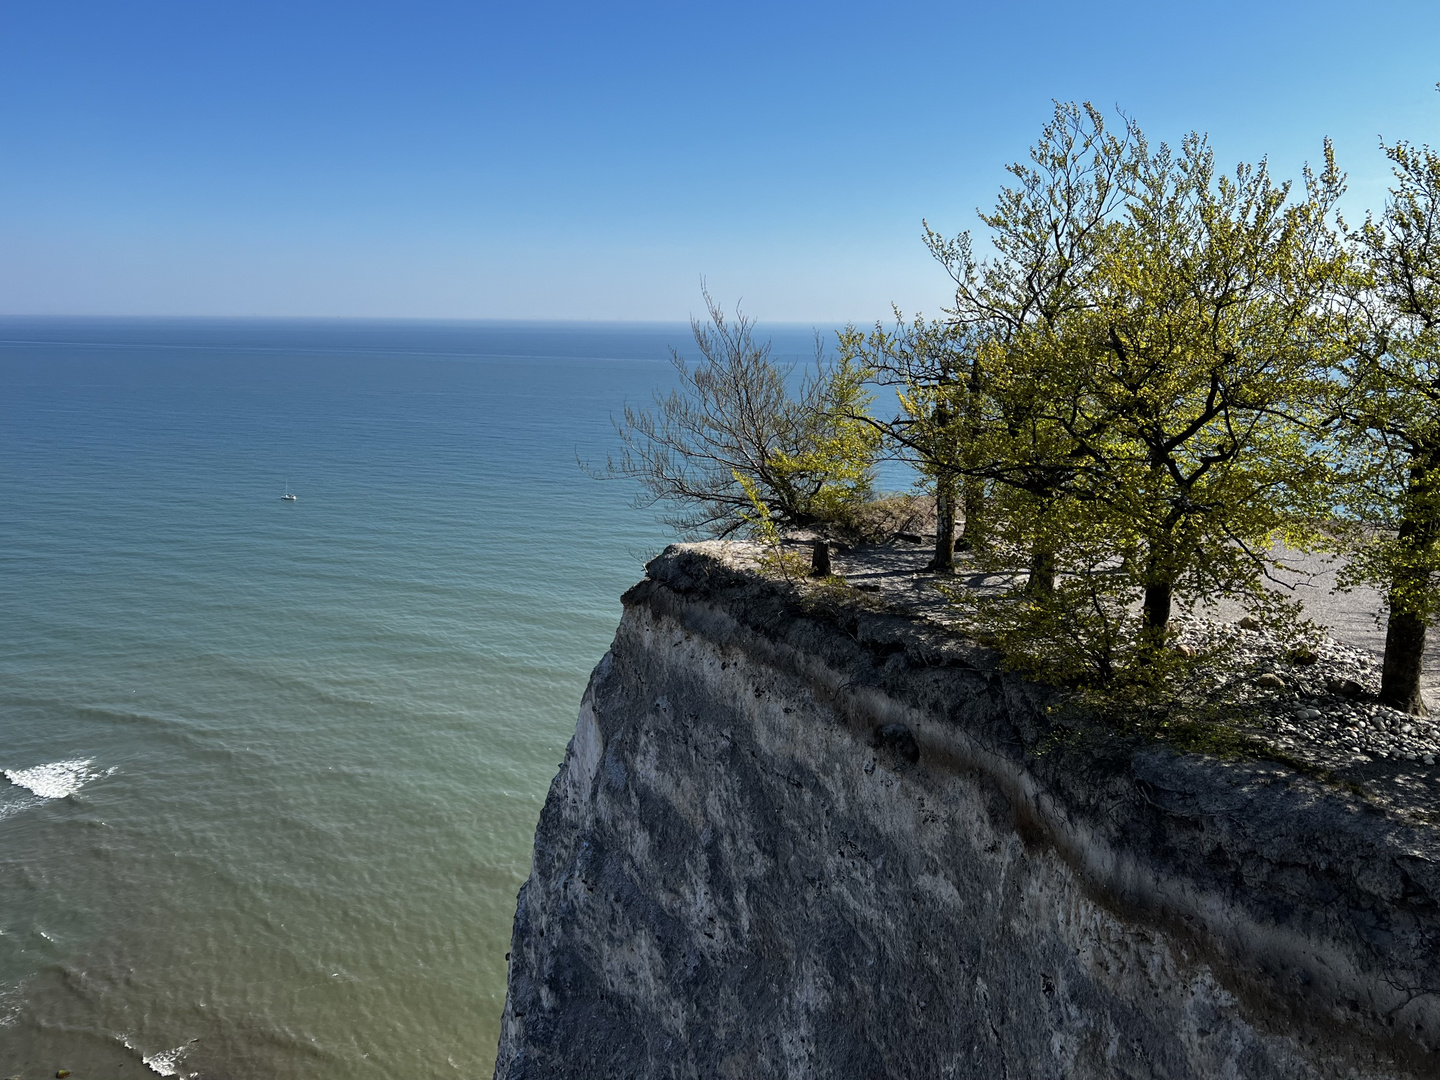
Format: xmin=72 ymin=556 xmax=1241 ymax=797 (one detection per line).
xmin=493 ymin=543 xmax=1440 ymax=1079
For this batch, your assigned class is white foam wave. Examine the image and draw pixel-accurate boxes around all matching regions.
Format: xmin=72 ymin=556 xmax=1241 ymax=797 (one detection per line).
xmin=3 ymin=758 xmax=104 ymax=800
xmin=143 ymin=1046 xmax=188 ymax=1077
xmin=122 ymin=1037 xmax=197 ymax=1078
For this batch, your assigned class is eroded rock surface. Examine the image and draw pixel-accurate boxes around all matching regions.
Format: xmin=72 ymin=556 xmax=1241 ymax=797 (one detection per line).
xmin=494 ymin=544 xmax=1440 ymax=1079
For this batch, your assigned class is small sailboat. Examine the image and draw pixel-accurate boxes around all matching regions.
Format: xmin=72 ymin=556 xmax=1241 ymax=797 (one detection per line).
xmin=281 ymin=478 xmax=297 ymax=502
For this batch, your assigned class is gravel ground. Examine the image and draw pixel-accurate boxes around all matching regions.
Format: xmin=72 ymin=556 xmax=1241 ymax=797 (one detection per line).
xmin=1180 ymin=618 xmax=1440 ymax=819
xmin=1172 ymin=617 xmax=1439 ymax=765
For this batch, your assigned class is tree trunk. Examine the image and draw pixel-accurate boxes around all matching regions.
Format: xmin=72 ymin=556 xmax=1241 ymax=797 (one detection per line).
xmin=1140 ymin=528 xmax=1177 ymax=649
xmin=956 ymin=476 xmax=984 ymax=552
xmin=956 ymin=351 xmax=983 ymax=555
xmin=1380 ymin=604 xmax=1428 ymax=715
xmin=1380 ymin=475 xmax=1438 ymax=715
xmin=927 ymin=473 xmax=957 ymax=573
xmin=1026 ymin=545 xmax=1055 ymax=596
xmin=809 ymin=539 xmax=832 ymax=579
xmin=1142 ymin=581 xmax=1173 ymax=634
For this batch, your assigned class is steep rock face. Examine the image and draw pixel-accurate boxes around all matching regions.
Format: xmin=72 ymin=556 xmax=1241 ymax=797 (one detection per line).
xmin=493 ymin=545 xmax=1440 ymax=1079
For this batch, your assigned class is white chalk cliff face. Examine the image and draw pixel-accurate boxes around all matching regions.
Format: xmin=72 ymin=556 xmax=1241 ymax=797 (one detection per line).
xmin=494 ymin=545 xmax=1440 ymax=1080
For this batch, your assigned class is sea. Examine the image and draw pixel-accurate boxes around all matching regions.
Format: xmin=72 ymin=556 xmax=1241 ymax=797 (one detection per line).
xmin=0 ymin=317 xmax=843 ymax=1078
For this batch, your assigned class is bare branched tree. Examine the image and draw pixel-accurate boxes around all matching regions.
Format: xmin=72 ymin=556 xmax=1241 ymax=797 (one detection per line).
xmin=604 ymin=288 xmax=878 ymax=537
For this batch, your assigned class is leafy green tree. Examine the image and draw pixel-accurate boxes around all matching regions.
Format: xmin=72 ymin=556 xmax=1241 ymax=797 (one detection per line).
xmin=963 ymin=325 xmax=1100 ymax=596
xmin=850 ymin=102 xmax=1133 ymax=577
xmin=929 ymin=108 xmax=1346 ymax=686
xmin=607 ymin=289 xmax=879 ymax=537
xmin=1062 ymin=133 xmax=1347 ymax=648
xmin=931 ymin=102 xmax=1132 ymax=584
xmin=1334 ymin=135 xmax=1440 ymax=714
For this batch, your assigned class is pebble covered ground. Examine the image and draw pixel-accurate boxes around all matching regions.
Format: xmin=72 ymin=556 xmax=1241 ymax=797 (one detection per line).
xmin=1173 ymin=618 xmax=1440 ymax=768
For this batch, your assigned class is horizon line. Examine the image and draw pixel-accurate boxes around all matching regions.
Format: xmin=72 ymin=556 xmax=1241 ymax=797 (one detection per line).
xmin=0 ymin=312 xmax=865 ymax=328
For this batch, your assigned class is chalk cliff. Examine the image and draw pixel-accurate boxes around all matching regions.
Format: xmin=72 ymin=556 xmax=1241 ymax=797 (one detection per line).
xmin=493 ymin=543 xmax=1440 ymax=1079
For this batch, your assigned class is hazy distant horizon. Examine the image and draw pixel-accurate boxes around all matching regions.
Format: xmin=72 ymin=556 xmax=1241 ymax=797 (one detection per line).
xmin=0 ymin=314 xmax=855 ymax=369
xmin=0 ymin=313 xmax=851 ymax=329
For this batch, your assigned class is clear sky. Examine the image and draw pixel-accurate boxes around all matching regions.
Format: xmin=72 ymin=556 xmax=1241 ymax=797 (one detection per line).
xmin=3 ymin=0 xmax=1439 ymax=322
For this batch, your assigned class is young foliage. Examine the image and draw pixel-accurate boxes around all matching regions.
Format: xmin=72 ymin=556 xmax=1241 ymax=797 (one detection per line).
xmin=733 ymin=470 xmax=810 ymax=579
xmin=862 ymin=102 xmax=1136 ymax=578
xmin=931 ymin=107 xmax=1347 ymax=690
xmin=1057 ymin=132 xmax=1347 ymax=646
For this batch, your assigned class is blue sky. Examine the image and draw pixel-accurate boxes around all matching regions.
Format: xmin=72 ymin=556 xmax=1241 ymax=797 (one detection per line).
xmin=3 ymin=0 xmax=1439 ymax=321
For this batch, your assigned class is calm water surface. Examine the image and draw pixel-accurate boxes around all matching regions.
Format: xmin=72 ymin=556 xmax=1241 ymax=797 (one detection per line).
xmin=0 ymin=318 xmax=839 ymax=1078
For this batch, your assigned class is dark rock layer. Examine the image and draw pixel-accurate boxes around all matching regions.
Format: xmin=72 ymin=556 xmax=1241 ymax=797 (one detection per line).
xmin=494 ymin=545 xmax=1440 ymax=1079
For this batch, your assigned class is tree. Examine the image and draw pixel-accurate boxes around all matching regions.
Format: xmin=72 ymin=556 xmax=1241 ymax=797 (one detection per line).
xmin=607 ymin=289 xmax=879 ymax=537
xmin=1335 ymin=134 xmax=1440 ymax=714
xmin=850 ymin=102 xmax=1133 ymax=576
xmin=911 ymin=107 xmax=1346 ymax=686
xmin=936 ymin=101 xmax=1132 ymax=581
xmin=838 ymin=315 xmax=977 ymax=572
xmin=1047 ymin=131 xmax=1346 ymax=654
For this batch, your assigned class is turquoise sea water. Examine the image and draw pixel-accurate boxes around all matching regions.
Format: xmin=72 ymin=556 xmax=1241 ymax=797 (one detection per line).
xmin=0 ymin=318 xmax=837 ymax=1078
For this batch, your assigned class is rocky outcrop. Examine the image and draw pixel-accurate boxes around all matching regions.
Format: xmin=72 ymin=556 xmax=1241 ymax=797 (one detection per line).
xmin=493 ymin=544 xmax=1440 ymax=1079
